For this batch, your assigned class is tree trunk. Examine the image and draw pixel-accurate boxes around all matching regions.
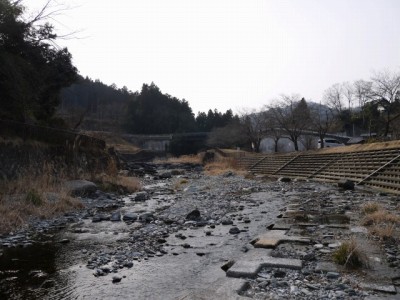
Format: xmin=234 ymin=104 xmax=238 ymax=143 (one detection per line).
xmin=274 ymin=138 xmax=279 ymax=152
xmin=293 ymin=139 xmax=299 ymax=151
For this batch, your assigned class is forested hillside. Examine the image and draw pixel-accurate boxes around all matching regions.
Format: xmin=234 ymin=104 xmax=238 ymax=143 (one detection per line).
xmin=60 ymin=80 xmax=239 ymax=134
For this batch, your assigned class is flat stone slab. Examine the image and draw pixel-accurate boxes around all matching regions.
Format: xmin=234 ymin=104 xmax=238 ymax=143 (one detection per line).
xmin=295 ymin=223 xmax=319 ymax=228
xmin=360 ymin=283 xmax=397 ymax=294
xmin=325 ymin=224 xmax=349 ymax=229
xmin=227 ymin=260 xmax=264 ymax=278
xmin=227 ymin=252 xmax=302 ymax=279
xmin=269 ymin=220 xmax=292 ymax=230
xmin=254 ymin=230 xmax=310 ymax=248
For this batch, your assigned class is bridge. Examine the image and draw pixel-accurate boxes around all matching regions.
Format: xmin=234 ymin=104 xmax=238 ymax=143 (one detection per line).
xmin=121 ymin=132 xmax=209 ymax=153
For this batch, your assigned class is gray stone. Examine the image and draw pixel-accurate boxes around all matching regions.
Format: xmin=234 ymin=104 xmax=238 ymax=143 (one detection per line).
xmin=229 ymin=227 xmax=241 ymax=234
xmin=159 ymin=171 xmax=172 ymax=179
xmin=326 ymin=272 xmax=340 ymax=279
xmin=110 ymin=211 xmax=121 ymax=222
xmin=133 ymin=192 xmax=149 ymax=202
xmin=186 ymin=209 xmax=201 ymax=221
xmin=221 ymin=218 xmax=233 ymax=225
xmin=122 ymin=212 xmax=138 ymax=221
xmin=65 ymin=180 xmax=97 ymax=196
xmin=278 ymin=177 xmax=292 ymax=183
xmin=112 ymin=275 xmax=122 ymax=283
xmin=139 ymin=212 xmax=154 ymax=222
xmin=360 ymin=283 xmax=397 ymax=294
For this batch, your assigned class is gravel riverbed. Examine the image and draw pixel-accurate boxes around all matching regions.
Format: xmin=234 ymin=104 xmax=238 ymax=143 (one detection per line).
xmin=0 ymin=163 xmax=399 ymax=299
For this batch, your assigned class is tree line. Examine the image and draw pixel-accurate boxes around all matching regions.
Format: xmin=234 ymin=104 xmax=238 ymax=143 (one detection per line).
xmin=216 ymin=69 xmax=400 ymax=153
xmin=1 ymin=0 xmax=399 ymax=154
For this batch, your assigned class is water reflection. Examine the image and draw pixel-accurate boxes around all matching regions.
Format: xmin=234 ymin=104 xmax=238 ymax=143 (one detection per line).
xmin=0 ymin=242 xmax=58 ymax=299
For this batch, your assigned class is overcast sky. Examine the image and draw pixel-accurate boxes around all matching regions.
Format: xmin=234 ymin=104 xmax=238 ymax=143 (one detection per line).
xmin=26 ymin=0 xmax=400 ymax=114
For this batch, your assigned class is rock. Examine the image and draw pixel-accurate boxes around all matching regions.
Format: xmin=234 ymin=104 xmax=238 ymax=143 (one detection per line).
xmin=138 ymin=212 xmax=154 ymax=222
xmin=273 ymin=270 xmax=286 ymax=278
xmin=278 ymin=177 xmax=291 ymax=183
xmin=112 ymin=275 xmax=122 ymax=283
xmin=229 ymin=227 xmax=240 ymax=234
xmin=59 ymin=239 xmax=70 ymax=244
xmin=64 ymin=180 xmax=97 ymax=196
xmin=93 ymin=269 xmax=105 ymax=277
xmin=110 ymin=211 xmax=121 ymax=222
xmin=221 ymin=260 xmax=235 ymax=272
xmin=326 ymin=272 xmax=340 ymax=279
xmin=186 ymin=209 xmax=201 ymax=221
xmin=221 ymin=218 xmax=233 ymax=225
xmin=158 ymin=171 xmax=172 ymax=179
xmin=124 ymin=261 xmax=134 ymax=268
xmin=122 ymin=213 xmax=138 ymax=221
xmin=223 ymin=171 xmax=234 ymax=177
xmin=337 ymin=179 xmax=355 ymax=190
xmin=175 ymin=233 xmax=187 ymax=240
xmin=133 ymin=192 xmax=149 ymax=202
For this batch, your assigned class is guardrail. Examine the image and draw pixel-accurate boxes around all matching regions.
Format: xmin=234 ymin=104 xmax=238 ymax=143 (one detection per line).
xmin=237 ymin=148 xmax=400 ymax=194
xmin=0 ymin=119 xmax=105 ymax=149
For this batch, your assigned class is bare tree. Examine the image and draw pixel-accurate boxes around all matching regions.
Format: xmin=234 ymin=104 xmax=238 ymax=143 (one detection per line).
xmin=310 ymin=103 xmax=338 ymax=148
xmin=269 ymin=95 xmax=311 ymax=151
xmin=263 ymin=109 xmax=282 ymax=152
xmin=353 ymin=79 xmax=372 ymax=124
xmin=323 ymin=83 xmax=344 ymax=115
xmin=207 ymin=122 xmax=247 ymax=149
xmin=369 ymin=70 xmax=400 ymax=137
xmin=239 ymin=109 xmax=266 ymax=153
xmin=342 ymin=82 xmax=355 ymax=112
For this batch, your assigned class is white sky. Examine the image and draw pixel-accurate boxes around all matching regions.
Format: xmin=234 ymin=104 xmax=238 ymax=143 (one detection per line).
xmin=26 ymin=0 xmax=400 ymax=114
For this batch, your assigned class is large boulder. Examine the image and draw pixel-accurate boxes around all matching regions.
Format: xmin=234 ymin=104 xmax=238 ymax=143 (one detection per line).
xmin=65 ymin=180 xmax=97 ymax=196
xmin=186 ymin=209 xmax=201 ymax=221
xmin=337 ymin=179 xmax=355 ymax=190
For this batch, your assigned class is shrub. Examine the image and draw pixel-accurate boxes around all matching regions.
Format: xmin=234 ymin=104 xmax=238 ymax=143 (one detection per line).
xmin=25 ymin=189 xmax=43 ymax=206
xmin=332 ymin=239 xmax=368 ymax=269
xmin=361 ymin=202 xmax=382 ymax=215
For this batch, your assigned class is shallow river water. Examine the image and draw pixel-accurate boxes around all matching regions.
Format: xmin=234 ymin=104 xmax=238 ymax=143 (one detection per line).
xmin=0 ymin=176 xmax=287 ymax=300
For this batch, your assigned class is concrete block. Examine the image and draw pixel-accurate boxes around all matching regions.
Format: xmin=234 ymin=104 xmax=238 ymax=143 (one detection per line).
xmin=227 ymin=255 xmax=302 ymax=279
xmin=227 ymin=260 xmax=263 ymax=278
xmin=254 ymin=230 xmax=310 ymax=248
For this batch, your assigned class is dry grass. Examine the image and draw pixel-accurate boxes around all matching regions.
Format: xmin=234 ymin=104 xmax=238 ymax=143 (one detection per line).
xmin=154 ymin=154 xmax=202 ymax=164
xmin=203 ymin=157 xmax=245 ymax=176
xmin=0 ymin=158 xmax=141 ymax=235
xmin=315 ymin=139 xmax=400 ymax=154
xmin=82 ymin=131 xmax=140 ymax=153
xmin=362 ymin=210 xmax=400 ymax=226
xmin=0 ymin=176 xmax=83 ymax=235
xmin=173 ymin=178 xmax=189 ymax=191
xmin=93 ymin=158 xmax=142 ymax=193
xmin=332 ymin=238 xmax=369 ymax=269
xmin=361 ymin=202 xmax=382 ymax=215
xmin=361 ymin=206 xmax=400 ymax=240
